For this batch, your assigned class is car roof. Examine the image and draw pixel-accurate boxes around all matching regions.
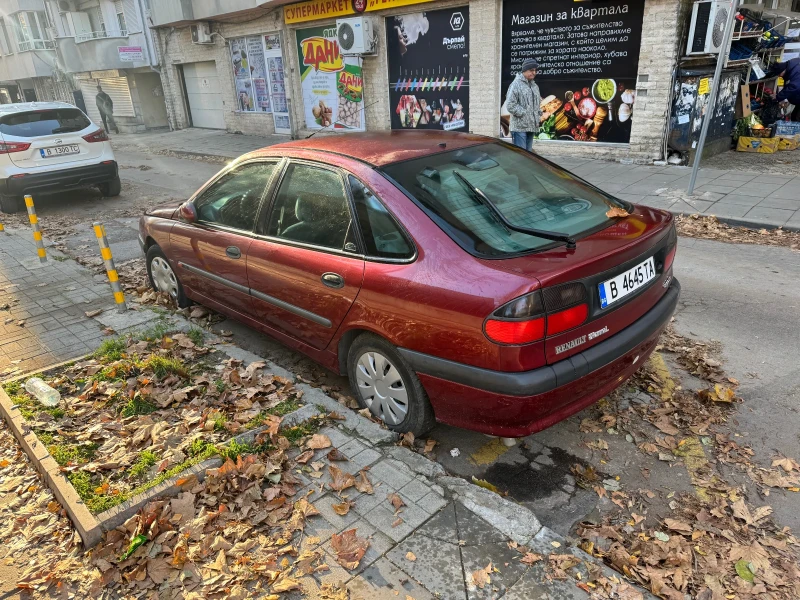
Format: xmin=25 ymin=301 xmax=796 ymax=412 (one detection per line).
xmin=259 ymin=130 xmax=493 ymax=167
xmin=0 ymin=101 xmax=78 ymax=115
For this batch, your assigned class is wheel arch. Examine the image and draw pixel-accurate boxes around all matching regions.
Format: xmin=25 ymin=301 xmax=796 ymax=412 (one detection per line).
xmin=336 ymin=327 xmax=394 ymax=375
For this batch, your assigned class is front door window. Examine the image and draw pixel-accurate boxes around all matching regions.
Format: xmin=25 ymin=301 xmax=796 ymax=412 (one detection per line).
xmin=194 ymin=162 xmax=277 ymax=231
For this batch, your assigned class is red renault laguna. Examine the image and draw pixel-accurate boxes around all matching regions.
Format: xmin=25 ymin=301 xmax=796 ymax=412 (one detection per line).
xmin=138 ymin=131 xmax=679 ymax=437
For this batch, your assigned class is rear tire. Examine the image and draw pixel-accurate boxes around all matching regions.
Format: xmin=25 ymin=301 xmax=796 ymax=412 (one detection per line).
xmin=0 ymin=194 xmax=22 ymax=214
xmin=146 ymin=245 xmax=190 ymax=308
xmin=347 ymin=333 xmax=436 ymax=437
xmin=99 ymin=176 xmax=122 ymax=197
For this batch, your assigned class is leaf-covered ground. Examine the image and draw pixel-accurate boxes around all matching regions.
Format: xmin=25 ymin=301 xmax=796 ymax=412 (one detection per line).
xmin=572 ymin=326 xmax=800 ymax=599
xmin=676 ymin=215 xmax=800 ymax=250
xmin=2 ymin=326 xmax=302 ymax=514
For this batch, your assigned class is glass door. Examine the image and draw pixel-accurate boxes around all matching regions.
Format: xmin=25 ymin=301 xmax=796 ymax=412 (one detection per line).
xmin=263 ymin=34 xmax=291 ymax=135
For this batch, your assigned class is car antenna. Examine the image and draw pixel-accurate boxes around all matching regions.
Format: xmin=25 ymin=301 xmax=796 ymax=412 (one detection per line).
xmin=304 ymin=99 xmax=383 ymax=139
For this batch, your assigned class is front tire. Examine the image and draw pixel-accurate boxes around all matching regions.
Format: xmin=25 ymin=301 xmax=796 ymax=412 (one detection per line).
xmin=347 ymin=334 xmax=435 ymax=437
xmin=146 ymin=245 xmax=190 ymax=308
xmin=99 ymin=176 xmax=122 ymax=197
xmin=0 ymin=194 xmax=22 ymax=214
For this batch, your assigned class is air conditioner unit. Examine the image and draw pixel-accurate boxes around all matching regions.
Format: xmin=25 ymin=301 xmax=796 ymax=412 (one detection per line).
xmin=336 ymin=17 xmax=374 ymax=55
xmin=687 ymin=1 xmax=730 ymax=55
xmin=57 ymin=0 xmax=71 ymax=12
xmin=191 ymin=23 xmax=213 ymax=45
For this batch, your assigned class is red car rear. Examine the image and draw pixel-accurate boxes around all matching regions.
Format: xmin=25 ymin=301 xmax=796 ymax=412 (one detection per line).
xmin=138 ymin=131 xmax=679 ymax=437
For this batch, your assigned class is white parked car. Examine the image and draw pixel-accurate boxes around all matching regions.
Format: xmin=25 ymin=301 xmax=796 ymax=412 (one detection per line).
xmin=0 ymin=101 xmax=120 ymax=213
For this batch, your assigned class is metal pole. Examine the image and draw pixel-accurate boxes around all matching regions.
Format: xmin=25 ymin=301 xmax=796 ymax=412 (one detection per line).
xmin=24 ymin=195 xmax=47 ymax=263
xmin=688 ymin=0 xmax=740 ymax=195
xmin=93 ymin=222 xmax=127 ymax=313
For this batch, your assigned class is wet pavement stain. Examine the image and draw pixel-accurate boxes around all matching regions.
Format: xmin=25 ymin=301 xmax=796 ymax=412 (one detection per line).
xmin=482 ymin=445 xmax=590 ymax=502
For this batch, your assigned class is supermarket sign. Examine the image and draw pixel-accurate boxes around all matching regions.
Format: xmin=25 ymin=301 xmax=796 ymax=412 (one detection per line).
xmin=285 ymin=0 xmax=434 ymax=24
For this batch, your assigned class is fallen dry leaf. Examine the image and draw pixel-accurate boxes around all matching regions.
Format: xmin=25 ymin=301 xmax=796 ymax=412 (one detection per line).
xmin=307 ymin=434 xmax=332 ymax=450
xmin=387 ymin=493 xmax=406 ymax=510
xmin=355 ymin=470 xmax=374 ymax=494
xmin=521 ymin=552 xmax=543 ymax=565
xmin=471 ymin=562 xmax=492 ymax=589
xmin=332 ymin=501 xmax=354 ymax=516
xmin=331 ymin=529 xmax=370 ymax=570
xmin=406 ymin=551 xmax=417 ymax=562
xmin=328 ymin=465 xmax=355 ymax=492
xmin=327 ymin=448 xmax=348 ymax=462
xmin=606 ymin=206 xmax=630 ymax=218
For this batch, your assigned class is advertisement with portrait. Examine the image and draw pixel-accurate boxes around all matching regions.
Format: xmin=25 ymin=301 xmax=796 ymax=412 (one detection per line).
xmin=387 ymin=7 xmax=469 ymax=131
xmin=295 ymin=26 xmax=365 ymax=131
xmin=500 ymin=0 xmax=645 ymax=144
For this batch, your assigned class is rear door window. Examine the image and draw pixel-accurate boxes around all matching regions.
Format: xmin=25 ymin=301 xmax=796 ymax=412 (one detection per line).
xmin=0 ymin=109 xmax=92 ymax=138
xmin=266 ymin=163 xmax=354 ymax=252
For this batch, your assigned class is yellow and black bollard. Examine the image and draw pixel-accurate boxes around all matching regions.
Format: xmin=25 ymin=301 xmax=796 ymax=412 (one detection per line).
xmin=93 ymin=222 xmax=127 ymax=312
xmin=0 ymin=222 xmax=5 ymax=233
xmin=24 ymin=195 xmax=46 ymax=263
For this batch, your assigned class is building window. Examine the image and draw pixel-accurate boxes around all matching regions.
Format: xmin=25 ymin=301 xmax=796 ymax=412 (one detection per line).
xmin=114 ymin=1 xmax=128 ymax=35
xmin=0 ymin=19 xmax=13 ymax=55
xmin=13 ymin=12 xmax=55 ymax=52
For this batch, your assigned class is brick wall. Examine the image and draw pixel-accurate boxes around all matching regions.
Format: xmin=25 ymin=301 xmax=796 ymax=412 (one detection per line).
xmin=156 ymin=0 xmax=687 ymax=162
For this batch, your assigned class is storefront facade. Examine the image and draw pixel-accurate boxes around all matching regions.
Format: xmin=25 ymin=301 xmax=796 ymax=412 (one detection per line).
xmin=154 ymin=0 xmax=688 ymax=162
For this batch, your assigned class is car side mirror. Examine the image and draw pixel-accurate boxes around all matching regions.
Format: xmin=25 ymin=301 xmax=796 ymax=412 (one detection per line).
xmin=179 ymin=201 xmax=197 ymax=223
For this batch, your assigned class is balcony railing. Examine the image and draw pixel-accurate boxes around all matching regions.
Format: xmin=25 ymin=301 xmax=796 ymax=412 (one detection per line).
xmin=75 ymin=30 xmax=127 ymax=43
xmin=17 ymin=39 xmax=56 ymax=51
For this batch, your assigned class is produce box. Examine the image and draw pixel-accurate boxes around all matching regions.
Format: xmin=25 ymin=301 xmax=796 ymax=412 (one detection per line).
xmin=778 ymin=136 xmax=799 ymax=151
xmin=775 ymin=121 xmax=800 ymax=136
xmin=736 ymin=136 xmax=779 ymax=153
xmin=735 ymin=85 xmax=752 ymax=119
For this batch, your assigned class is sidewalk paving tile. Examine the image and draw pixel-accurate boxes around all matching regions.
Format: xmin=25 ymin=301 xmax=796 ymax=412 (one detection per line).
xmin=387 ymin=526 xmax=466 ymax=600
xmin=347 ymin=557 xmax=435 ymax=600
xmin=461 ymin=540 xmax=529 ymax=600
xmin=713 ymin=193 xmax=761 ymax=206
xmin=705 ymin=203 xmax=752 ymax=219
xmin=742 ymin=206 xmax=794 ymax=225
xmin=758 ymin=196 xmax=800 ymax=210
xmin=321 ymin=518 xmax=395 ymax=574
xmin=732 ymin=182 xmax=784 ymax=197
xmin=767 ymin=184 xmax=800 ymax=200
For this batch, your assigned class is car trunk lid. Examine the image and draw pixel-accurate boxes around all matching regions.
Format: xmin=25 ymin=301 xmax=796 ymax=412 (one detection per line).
xmin=0 ymin=108 xmax=104 ymax=170
xmin=484 ymin=206 xmax=676 ymax=365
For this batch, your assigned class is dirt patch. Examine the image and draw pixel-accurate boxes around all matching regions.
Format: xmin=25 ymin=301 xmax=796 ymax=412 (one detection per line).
xmin=702 ymin=149 xmax=800 ymax=176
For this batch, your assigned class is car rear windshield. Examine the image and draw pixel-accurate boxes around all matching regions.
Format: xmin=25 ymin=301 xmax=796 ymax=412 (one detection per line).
xmin=382 ymin=143 xmax=619 ymax=257
xmin=0 ymin=109 xmax=91 ymax=138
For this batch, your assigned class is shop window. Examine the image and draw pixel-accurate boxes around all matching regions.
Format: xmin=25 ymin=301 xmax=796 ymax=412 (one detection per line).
xmin=12 ymin=12 xmax=55 ymax=51
xmin=230 ymin=36 xmax=272 ymax=113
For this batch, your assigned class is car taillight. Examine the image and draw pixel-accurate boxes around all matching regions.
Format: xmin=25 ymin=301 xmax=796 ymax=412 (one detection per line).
xmin=83 ymin=129 xmax=109 ymax=143
xmin=484 ymin=290 xmax=546 ymax=344
xmin=0 ymin=141 xmax=31 ymax=154
xmin=485 ymin=283 xmax=590 ymax=345
xmin=664 ymin=224 xmax=678 ymax=272
xmin=547 ymin=304 xmax=589 ymax=336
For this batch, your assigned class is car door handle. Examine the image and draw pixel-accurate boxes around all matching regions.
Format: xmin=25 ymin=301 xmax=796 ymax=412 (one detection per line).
xmin=321 ymin=272 xmax=345 ymax=289
xmin=226 ymin=246 xmax=241 ymax=259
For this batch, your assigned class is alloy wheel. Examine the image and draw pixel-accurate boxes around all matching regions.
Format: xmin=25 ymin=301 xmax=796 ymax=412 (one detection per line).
xmin=355 ymin=351 xmax=409 ymax=425
xmin=150 ymin=256 xmax=179 ymax=299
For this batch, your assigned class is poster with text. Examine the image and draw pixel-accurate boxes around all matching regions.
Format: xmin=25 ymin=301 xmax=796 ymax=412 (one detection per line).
xmin=295 ymin=26 xmax=365 ymax=131
xmin=501 ymin=0 xmax=644 ymax=144
xmin=387 ymin=7 xmax=469 ymax=131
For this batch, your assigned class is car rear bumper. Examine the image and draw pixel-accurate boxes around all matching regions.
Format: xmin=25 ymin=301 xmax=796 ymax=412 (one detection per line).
xmin=399 ymin=278 xmax=681 ymax=437
xmin=1 ymin=161 xmax=118 ymax=196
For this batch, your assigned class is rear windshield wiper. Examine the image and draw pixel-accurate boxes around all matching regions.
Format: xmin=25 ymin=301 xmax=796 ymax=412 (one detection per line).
xmin=452 ymin=171 xmax=577 ymax=250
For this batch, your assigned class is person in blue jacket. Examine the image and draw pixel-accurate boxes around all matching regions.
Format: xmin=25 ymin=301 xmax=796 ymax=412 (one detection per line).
xmin=768 ymin=57 xmax=800 ymax=120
